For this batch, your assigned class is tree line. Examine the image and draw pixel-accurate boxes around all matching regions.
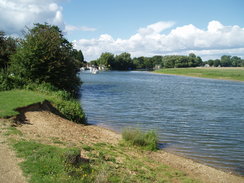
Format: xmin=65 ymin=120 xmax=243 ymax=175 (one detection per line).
xmin=0 ymin=24 xmax=85 ymax=96
xmin=91 ymin=52 xmax=244 ymax=71
xmin=205 ymin=55 xmax=244 ymax=67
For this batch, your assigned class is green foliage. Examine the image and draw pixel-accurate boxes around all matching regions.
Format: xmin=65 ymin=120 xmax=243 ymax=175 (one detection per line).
xmin=72 ymin=49 xmax=85 ymax=68
xmin=122 ymin=128 xmax=158 ymax=151
xmin=93 ymin=52 xmax=238 ymax=71
xmin=97 ymin=52 xmax=115 ymax=69
xmin=0 ymin=70 xmax=26 ymax=91
xmin=12 ymin=140 xmax=94 ymax=183
xmin=206 ymin=55 xmax=244 ymax=67
xmin=132 ymin=56 xmax=146 ymax=70
xmin=9 ymin=23 xmax=81 ymax=96
xmin=113 ymin=52 xmax=134 ymax=70
xmin=0 ymin=31 xmax=18 ymax=69
xmin=94 ymin=52 xmax=134 ymax=70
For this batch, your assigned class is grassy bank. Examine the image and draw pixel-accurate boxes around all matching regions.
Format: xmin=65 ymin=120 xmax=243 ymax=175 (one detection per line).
xmin=0 ymin=89 xmax=85 ymax=123
xmin=1 ymin=124 xmax=199 ymax=183
xmin=154 ymin=67 xmax=244 ymax=81
xmin=0 ymin=87 xmax=200 ymax=182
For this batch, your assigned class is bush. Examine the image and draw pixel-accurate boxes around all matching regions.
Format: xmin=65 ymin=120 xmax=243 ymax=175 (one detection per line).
xmin=51 ymin=97 xmax=86 ymax=124
xmin=25 ymin=83 xmax=86 ymax=124
xmin=0 ymin=70 xmax=26 ymax=91
xmin=122 ymin=128 xmax=158 ymax=151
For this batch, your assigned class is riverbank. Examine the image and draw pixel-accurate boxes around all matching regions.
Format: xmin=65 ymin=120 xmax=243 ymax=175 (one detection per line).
xmin=1 ymin=109 xmax=244 ymax=182
xmin=154 ymin=67 xmax=244 ymax=82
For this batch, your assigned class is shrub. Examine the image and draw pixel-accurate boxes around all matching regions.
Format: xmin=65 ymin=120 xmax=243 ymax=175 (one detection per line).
xmin=122 ymin=128 xmax=158 ymax=151
xmin=24 ymin=82 xmax=86 ymax=124
xmin=0 ymin=70 xmax=26 ymax=91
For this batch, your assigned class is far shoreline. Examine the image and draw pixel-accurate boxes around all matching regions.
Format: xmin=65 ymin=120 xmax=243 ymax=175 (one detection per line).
xmin=151 ymin=67 xmax=244 ymax=82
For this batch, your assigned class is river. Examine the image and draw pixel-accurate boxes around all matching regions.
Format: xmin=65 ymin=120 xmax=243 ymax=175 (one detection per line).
xmin=79 ymin=71 xmax=244 ymax=175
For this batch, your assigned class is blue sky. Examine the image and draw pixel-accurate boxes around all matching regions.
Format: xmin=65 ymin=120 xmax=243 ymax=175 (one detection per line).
xmin=61 ymin=0 xmax=244 ymax=40
xmin=1 ymin=0 xmax=244 ymax=61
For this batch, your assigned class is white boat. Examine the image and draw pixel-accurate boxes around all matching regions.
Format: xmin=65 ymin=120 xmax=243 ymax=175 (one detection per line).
xmin=90 ymin=67 xmax=99 ymax=74
xmin=80 ymin=67 xmax=86 ymax=71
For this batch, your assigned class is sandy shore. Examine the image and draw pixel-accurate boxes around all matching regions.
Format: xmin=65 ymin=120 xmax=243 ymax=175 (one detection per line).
xmin=1 ymin=108 xmax=243 ymax=183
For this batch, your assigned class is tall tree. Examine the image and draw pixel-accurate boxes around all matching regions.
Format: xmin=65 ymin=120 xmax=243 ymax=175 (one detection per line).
xmin=113 ymin=52 xmax=133 ymax=70
xmin=0 ymin=31 xmax=17 ymax=69
xmin=98 ymin=52 xmax=115 ymax=69
xmin=220 ymin=55 xmax=232 ymax=67
xmin=72 ymin=49 xmax=85 ymax=68
xmin=10 ymin=23 xmax=81 ymax=96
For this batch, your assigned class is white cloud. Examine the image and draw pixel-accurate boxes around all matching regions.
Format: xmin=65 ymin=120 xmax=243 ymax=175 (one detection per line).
xmin=64 ymin=25 xmax=96 ymax=32
xmin=0 ymin=0 xmax=64 ymax=35
xmin=73 ymin=20 xmax=244 ymax=61
xmin=0 ymin=0 xmax=94 ymax=36
xmin=139 ymin=21 xmax=174 ymax=35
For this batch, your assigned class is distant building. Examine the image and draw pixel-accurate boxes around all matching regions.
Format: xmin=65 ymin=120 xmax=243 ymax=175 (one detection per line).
xmin=154 ymin=64 xmax=161 ymax=70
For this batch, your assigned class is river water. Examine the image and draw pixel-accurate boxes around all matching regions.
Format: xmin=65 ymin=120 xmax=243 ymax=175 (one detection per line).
xmin=79 ymin=71 xmax=244 ymax=175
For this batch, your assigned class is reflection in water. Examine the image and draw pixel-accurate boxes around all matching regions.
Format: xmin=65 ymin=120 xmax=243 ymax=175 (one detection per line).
xmin=80 ymin=71 xmax=244 ymax=175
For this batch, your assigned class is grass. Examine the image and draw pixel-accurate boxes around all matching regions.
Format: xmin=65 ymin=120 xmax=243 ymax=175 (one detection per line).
xmin=12 ymin=140 xmax=93 ymax=183
xmin=0 ymin=90 xmax=46 ymax=117
xmin=154 ymin=67 xmax=244 ymax=81
xmin=122 ymin=128 xmax=158 ymax=151
xmin=0 ymin=89 xmax=86 ymax=123
xmin=9 ymin=138 xmax=200 ymax=183
xmin=3 ymin=126 xmax=23 ymax=136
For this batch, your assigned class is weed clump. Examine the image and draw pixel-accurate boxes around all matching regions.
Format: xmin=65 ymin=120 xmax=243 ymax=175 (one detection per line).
xmin=122 ymin=128 xmax=158 ymax=151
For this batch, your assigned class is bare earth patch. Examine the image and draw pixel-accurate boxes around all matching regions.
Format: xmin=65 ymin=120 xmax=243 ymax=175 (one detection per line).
xmin=19 ymin=111 xmax=120 ymax=146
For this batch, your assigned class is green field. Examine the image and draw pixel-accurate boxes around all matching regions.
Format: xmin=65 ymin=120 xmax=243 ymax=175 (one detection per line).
xmin=0 ymin=90 xmax=46 ymax=117
xmin=154 ymin=67 xmax=244 ymax=81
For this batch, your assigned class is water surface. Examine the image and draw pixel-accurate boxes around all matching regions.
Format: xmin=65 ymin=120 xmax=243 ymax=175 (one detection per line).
xmin=79 ymin=71 xmax=244 ymax=175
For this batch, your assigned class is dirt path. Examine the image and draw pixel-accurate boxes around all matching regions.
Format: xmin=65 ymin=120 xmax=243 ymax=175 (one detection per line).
xmin=0 ymin=120 xmax=27 ymax=183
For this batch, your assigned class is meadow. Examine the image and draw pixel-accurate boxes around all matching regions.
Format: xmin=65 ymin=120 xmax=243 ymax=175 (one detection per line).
xmin=154 ymin=67 xmax=244 ymax=81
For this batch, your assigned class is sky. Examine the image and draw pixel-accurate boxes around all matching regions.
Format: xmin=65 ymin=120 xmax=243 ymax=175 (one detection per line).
xmin=1 ymin=0 xmax=244 ymax=61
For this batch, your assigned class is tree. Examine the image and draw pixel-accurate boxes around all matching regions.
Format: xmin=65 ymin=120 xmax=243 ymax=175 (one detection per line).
xmin=231 ymin=56 xmax=242 ymax=67
xmin=113 ymin=52 xmax=133 ymax=70
xmin=72 ymin=49 xmax=85 ymax=68
xmin=220 ymin=55 xmax=232 ymax=67
xmin=10 ymin=23 xmax=81 ymax=96
xmin=163 ymin=56 xmax=176 ymax=68
xmin=0 ymin=31 xmax=17 ymax=69
xmin=213 ymin=59 xmax=221 ymax=67
xmin=175 ymin=56 xmax=189 ymax=68
xmin=132 ymin=57 xmax=145 ymax=69
xmin=207 ymin=59 xmax=214 ymax=66
xmin=98 ymin=52 xmax=115 ymax=69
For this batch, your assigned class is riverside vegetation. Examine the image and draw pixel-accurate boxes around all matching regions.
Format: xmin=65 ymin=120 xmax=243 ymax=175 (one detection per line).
xmin=0 ymin=23 xmax=86 ymax=123
xmin=0 ymin=92 xmax=200 ymax=182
